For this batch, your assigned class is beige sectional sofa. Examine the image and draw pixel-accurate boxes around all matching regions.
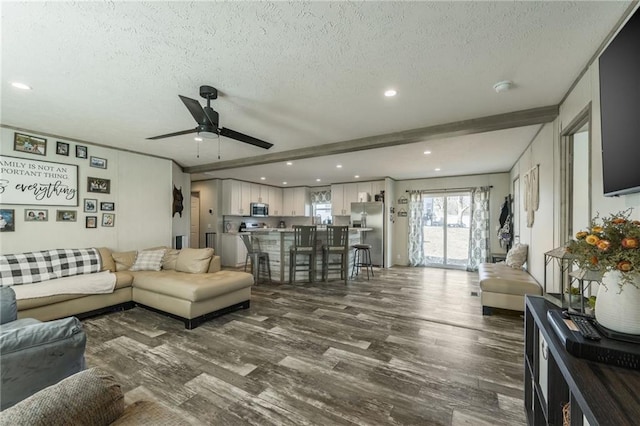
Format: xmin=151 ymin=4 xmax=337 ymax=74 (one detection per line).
xmin=12 ymin=247 xmax=254 ymax=329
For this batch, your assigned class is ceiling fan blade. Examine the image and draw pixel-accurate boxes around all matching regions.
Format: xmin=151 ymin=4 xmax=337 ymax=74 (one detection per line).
xmin=179 ymin=95 xmax=209 ymax=125
xmin=220 ymin=127 xmax=273 ymax=149
xmin=147 ymin=128 xmax=197 ymax=140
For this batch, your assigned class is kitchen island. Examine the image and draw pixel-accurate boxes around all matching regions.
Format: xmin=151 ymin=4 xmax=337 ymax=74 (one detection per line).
xmin=246 ymin=228 xmax=371 ymax=283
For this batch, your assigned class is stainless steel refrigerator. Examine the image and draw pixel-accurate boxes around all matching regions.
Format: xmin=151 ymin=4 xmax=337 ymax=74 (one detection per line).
xmin=350 ymin=202 xmax=384 ymax=267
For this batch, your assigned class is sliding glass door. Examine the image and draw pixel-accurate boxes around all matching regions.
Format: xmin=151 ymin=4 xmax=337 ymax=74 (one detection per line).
xmin=423 ymin=193 xmax=471 ymax=268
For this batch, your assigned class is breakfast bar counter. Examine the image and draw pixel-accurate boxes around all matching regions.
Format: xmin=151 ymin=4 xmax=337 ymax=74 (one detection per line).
xmin=248 ymin=228 xmax=371 ymax=283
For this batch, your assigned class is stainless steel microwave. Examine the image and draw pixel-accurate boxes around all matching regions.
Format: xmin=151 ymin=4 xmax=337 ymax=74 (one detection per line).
xmin=250 ymin=203 xmax=269 ymax=217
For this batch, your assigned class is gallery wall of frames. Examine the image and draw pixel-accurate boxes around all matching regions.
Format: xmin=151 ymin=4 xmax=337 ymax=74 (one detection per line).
xmin=0 ymin=127 xmax=177 ymax=254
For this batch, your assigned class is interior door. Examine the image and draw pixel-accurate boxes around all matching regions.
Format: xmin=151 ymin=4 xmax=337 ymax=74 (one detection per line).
xmin=190 ymin=193 xmax=200 ymax=248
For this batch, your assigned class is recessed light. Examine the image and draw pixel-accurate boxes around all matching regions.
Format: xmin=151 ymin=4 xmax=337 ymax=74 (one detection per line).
xmin=435 ymin=168 xmax=441 ymax=171
xmin=423 ymin=150 xmax=431 ymax=155
xmin=354 ymin=175 xmax=360 ymax=179
xmin=11 ymin=82 xmax=32 ymax=90
xmin=384 ymin=89 xmax=397 ymax=97
xmin=316 ymin=178 xmax=321 ymax=182
xmin=194 ymin=137 xmax=203 ymax=142
xmin=260 ymin=177 xmax=266 ymax=180
xmin=282 ymin=181 xmax=288 ymax=185
xmin=286 ymin=162 xmax=293 ymax=166
xmin=336 ymin=164 xmax=342 ymax=168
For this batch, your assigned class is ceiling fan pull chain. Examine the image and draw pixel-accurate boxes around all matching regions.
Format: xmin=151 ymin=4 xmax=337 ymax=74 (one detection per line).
xmin=197 ymin=140 xmax=200 ymax=159
xmin=218 ymin=137 xmax=221 ymax=160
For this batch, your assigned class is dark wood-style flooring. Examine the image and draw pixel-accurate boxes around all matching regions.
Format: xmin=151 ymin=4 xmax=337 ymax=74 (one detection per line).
xmin=83 ymin=267 xmax=526 ymax=425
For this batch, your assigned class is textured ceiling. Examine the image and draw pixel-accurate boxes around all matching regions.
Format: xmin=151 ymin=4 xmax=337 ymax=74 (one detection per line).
xmin=1 ymin=1 xmax=632 ymax=186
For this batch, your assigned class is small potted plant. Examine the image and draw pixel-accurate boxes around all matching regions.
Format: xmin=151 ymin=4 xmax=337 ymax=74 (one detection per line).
xmin=566 ymin=208 xmax=640 ymax=334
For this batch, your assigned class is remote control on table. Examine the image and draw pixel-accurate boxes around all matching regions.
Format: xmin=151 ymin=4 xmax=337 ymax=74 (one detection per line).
xmin=569 ymin=314 xmax=602 ymax=341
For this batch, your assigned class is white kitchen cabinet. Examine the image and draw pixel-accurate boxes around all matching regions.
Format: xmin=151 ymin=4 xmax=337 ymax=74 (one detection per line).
xmin=251 ymin=184 xmax=270 ymax=204
xmin=220 ymin=234 xmax=248 ymax=267
xmin=222 ymin=180 xmax=252 ymax=215
xmin=331 ymin=183 xmax=358 ymax=215
xmin=370 ymin=180 xmax=385 ymax=199
xmin=282 ymin=187 xmax=310 ymax=216
xmin=268 ymin=186 xmax=282 ymax=215
xmin=356 ymin=182 xmax=372 ymax=200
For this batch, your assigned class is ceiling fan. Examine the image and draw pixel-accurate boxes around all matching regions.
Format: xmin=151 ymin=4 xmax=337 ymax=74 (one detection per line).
xmin=147 ymin=85 xmax=273 ymax=150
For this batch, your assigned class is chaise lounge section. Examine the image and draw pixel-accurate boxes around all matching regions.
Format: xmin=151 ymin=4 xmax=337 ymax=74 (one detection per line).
xmin=1 ymin=247 xmax=254 ymax=329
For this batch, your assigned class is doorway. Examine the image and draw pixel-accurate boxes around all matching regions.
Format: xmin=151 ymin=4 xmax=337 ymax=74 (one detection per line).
xmin=561 ymin=107 xmax=591 ymax=243
xmin=190 ymin=192 xmax=200 ymax=248
xmin=423 ymin=192 xmax=471 ymax=268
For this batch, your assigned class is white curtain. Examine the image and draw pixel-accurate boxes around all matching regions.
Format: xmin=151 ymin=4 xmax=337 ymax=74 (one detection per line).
xmin=467 ymin=187 xmax=491 ymax=271
xmin=408 ymin=192 xmax=425 ymax=266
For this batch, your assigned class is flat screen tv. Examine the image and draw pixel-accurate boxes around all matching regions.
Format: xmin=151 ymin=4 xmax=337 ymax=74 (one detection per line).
xmin=599 ymin=7 xmax=640 ymax=196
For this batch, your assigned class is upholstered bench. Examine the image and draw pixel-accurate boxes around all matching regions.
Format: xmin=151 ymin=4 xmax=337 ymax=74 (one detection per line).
xmin=479 ymin=262 xmax=542 ymax=315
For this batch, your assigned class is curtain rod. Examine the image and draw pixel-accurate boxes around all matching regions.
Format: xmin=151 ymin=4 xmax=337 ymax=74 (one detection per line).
xmin=406 ymin=185 xmax=492 ymax=194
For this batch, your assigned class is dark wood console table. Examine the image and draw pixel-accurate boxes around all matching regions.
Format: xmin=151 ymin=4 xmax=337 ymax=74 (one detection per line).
xmin=524 ymin=295 xmax=640 ymax=425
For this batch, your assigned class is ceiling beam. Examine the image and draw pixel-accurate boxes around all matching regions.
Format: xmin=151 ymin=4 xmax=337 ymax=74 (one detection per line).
xmin=184 ymin=105 xmax=559 ymax=174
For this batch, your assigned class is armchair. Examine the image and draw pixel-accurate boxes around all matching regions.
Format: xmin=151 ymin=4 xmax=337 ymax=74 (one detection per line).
xmin=0 ymin=287 xmax=87 ymax=410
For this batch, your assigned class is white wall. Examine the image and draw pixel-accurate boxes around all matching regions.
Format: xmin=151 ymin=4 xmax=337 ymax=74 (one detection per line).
xmin=510 ymin=48 xmax=640 ymax=292
xmin=391 ymin=173 xmax=510 ymax=266
xmin=1 ymin=127 xmax=174 ymax=253
xmin=510 ymin=123 xmax=556 ymax=286
xmin=171 ymin=162 xmax=191 ymax=248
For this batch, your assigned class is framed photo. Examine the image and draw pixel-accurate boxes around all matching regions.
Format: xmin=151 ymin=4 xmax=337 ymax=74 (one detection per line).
xmin=87 ymin=177 xmax=110 ymax=194
xmin=56 ymin=141 xmax=69 ymax=156
xmin=100 ymin=202 xmax=115 ymax=211
xmin=76 ymin=145 xmax=88 ymax=159
xmin=56 ymin=210 xmax=77 ymax=222
xmin=0 ymin=209 xmax=16 ymax=232
xmin=24 ymin=209 xmax=48 ymax=222
xmin=86 ymin=216 xmax=97 ymax=228
xmin=102 ymin=213 xmax=115 ymax=227
xmin=14 ymin=133 xmax=46 ymax=156
xmin=84 ymin=198 xmax=98 ymax=213
xmin=90 ymin=156 xmax=107 ymax=169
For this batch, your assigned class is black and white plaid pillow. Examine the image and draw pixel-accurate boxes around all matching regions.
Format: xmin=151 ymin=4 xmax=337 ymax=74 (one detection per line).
xmin=0 ymin=252 xmax=57 ymax=286
xmin=49 ymin=248 xmax=102 ymax=278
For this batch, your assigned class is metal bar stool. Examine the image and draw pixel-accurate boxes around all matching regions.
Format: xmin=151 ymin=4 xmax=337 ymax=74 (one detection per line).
xmin=322 ymin=226 xmax=349 ymax=284
xmin=289 ymin=225 xmax=317 ymax=283
xmin=351 ymin=243 xmax=374 ymax=280
xmin=240 ymin=234 xmax=272 ymax=284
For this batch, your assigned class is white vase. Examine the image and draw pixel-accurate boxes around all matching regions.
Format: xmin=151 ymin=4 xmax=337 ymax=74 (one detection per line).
xmin=595 ymin=271 xmax=640 ymax=335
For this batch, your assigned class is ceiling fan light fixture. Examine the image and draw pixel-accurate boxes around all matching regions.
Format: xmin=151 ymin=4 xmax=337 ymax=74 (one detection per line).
xmin=11 ymin=82 xmax=32 ymax=90
xmin=198 ymin=130 xmax=218 ymax=139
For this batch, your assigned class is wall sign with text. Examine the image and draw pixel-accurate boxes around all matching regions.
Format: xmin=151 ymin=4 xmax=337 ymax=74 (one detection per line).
xmin=0 ymin=155 xmax=79 ymax=206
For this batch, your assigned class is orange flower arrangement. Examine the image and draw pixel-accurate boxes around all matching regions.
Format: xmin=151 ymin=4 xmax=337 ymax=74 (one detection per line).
xmin=566 ymin=209 xmax=640 ymax=288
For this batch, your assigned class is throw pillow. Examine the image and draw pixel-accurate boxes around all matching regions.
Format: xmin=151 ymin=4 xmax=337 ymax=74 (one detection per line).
xmin=129 ymin=249 xmax=166 ymax=272
xmin=505 ymin=243 xmax=528 ymax=269
xmin=111 ymin=251 xmax=137 ymax=272
xmin=97 ymin=247 xmax=116 ymax=272
xmin=161 ymin=249 xmax=180 ymax=270
xmin=175 ymin=248 xmax=214 ymax=274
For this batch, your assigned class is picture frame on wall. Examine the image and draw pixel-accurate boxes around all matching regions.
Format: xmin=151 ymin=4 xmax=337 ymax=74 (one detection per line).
xmin=25 ymin=209 xmax=48 ymax=222
xmin=56 ymin=210 xmax=77 ymax=222
xmin=102 ymin=213 xmax=115 ymax=227
xmin=14 ymin=133 xmax=46 ymax=156
xmin=76 ymin=145 xmax=88 ymax=159
xmin=86 ymin=216 xmax=97 ymax=228
xmin=56 ymin=141 xmax=69 ymax=156
xmin=87 ymin=177 xmax=110 ymax=194
xmin=100 ymin=202 xmax=115 ymax=211
xmin=90 ymin=156 xmax=107 ymax=169
xmin=0 ymin=209 xmax=16 ymax=232
xmin=84 ymin=198 xmax=98 ymax=213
